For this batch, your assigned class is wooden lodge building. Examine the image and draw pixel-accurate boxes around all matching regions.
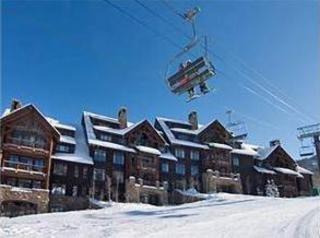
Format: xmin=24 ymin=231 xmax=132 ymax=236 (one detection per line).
xmin=0 ymin=100 xmax=314 ymax=216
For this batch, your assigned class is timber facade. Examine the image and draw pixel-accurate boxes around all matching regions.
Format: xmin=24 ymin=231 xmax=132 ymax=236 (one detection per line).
xmin=0 ymin=100 xmax=314 ymax=217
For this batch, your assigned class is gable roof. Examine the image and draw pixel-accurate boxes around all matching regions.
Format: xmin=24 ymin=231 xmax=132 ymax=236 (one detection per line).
xmin=155 ymin=117 xmax=209 ymax=150
xmin=124 ymin=119 xmax=167 ymax=145
xmin=1 ymin=104 xmax=60 ymax=140
xmin=52 ymin=124 xmax=93 ymax=165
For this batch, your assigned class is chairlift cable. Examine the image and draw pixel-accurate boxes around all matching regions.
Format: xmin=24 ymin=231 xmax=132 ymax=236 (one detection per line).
xmin=103 ymin=0 xmax=315 ymax=123
xmin=158 ymin=0 xmax=317 ymax=123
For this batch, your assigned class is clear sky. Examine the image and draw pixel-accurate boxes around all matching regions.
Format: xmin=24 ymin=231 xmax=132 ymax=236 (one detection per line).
xmin=2 ymin=0 xmax=320 ymax=159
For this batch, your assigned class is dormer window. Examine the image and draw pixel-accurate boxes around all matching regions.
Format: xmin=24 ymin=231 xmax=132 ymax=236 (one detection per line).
xmin=190 ymin=150 xmax=200 ymax=160
xmin=100 ymin=134 xmax=112 ymax=142
xmin=56 ymin=144 xmax=72 ymax=153
xmin=94 ymin=149 xmax=107 ymax=162
xmin=113 ymin=151 xmax=124 ymax=165
xmin=175 ymin=148 xmax=185 ymax=159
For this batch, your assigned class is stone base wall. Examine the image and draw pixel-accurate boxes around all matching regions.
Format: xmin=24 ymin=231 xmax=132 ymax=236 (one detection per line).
xmin=125 ymin=177 xmax=168 ymax=205
xmin=49 ymin=195 xmax=89 ymax=212
xmin=171 ymin=190 xmax=205 ymax=205
xmin=0 ymin=185 xmax=49 ymax=215
xmin=202 ymin=169 xmax=242 ymax=194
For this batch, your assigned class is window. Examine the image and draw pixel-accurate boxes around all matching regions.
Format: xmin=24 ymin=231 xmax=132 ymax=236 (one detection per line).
xmin=161 ymin=163 xmax=169 ymax=173
xmin=52 ymin=184 xmax=66 ymax=195
xmin=18 ymin=179 xmax=32 ymax=188
xmin=190 ymin=150 xmax=200 ymax=161
xmin=233 ymin=157 xmax=240 ymax=167
xmin=94 ymin=168 xmax=105 ymax=181
xmin=33 ymin=180 xmax=42 ymax=189
xmin=7 ymin=155 xmax=19 ymax=168
xmin=72 ymin=186 xmax=78 ymax=197
xmin=34 ymin=159 xmax=44 ymax=171
xmin=83 ymin=167 xmax=88 ymax=179
xmin=175 ymin=148 xmax=185 ymax=159
xmin=113 ymin=152 xmax=124 ymax=165
xmin=6 ymin=178 xmax=16 ymax=186
xmin=176 ymin=163 xmax=185 ymax=175
xmin=94 ymin=149 xmax=106 ymax=162
xmin=53 ymin=163 xmax=67 ymax=176
xmin=56 ymin=144 xmax=70 ymax=153
xmin=19 ymin=156 xmax=33 ymax=170
xmin=191 ymin=165 xmax=199 ymax=176
xmin=100 ymin=134 xmax=112 ymax=142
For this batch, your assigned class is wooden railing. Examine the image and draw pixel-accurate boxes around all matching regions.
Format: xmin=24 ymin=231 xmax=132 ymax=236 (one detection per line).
xmin=3 ymin=160 xmax=45 ymax=173
xmin=7 ymin=137 xmax=47 ymax=150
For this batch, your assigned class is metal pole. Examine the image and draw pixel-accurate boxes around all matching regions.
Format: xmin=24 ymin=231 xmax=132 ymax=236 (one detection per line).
xmin=314 ymin=135 xmax=320 ymax=172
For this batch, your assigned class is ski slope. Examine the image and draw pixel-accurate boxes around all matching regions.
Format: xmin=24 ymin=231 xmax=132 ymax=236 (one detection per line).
xmin=0 ymin=193 xmax=319 ymax=238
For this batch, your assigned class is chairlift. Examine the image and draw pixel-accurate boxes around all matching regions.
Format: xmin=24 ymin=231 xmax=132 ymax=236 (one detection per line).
xmin=226 ymin=110 xmax=248 ymax=141
xmin=299 ymin=145 xmax=314 ymax=157
xmin=164 ymin=7 xmax=216 ymax=102
xmin=228 ymin=121 xmax=248 ymax=141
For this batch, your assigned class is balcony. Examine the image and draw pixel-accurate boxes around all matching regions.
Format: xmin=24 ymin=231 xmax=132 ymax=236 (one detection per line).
xmin=3 ymin=138 xmax=49 ymax=156
xmin=2 ymin=160 xmax=46 ymax=179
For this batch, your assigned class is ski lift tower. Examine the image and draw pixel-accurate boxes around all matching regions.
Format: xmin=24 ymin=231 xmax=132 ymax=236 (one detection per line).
xmin=297 ymin=123 xmax=320 ymax=171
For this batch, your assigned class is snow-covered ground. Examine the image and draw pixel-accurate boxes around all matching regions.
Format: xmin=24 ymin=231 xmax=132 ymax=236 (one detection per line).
xmin=0 ymin=193 xmax=319 ymax=238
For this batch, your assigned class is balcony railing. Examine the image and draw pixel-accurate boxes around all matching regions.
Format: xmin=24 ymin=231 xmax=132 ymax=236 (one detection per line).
xmin=7 ymin=137 xmax=46 ymax=150
xmin=3 ymin=160 xmax=45 ymax=173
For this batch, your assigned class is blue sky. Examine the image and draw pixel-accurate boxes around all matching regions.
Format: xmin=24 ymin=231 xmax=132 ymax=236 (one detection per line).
xmin=2 ymin=0 xmax=319 ymax=159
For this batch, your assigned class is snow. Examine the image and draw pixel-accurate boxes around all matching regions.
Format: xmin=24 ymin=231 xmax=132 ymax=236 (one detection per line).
xmin=1 ymin=194 xmax=319 ymax=238
xmin=52 ymin=125 xmax=93 ymax=165
xmin=159 ymin=152 xmax=178 ymax=161
xmin=296 ymin=165 xmax=314 ymax=175
xmin=208 ymin=143 xmax=233 ymax=150
xmin=231 ymin=143 xmax=259 ymax=156
xmin=83 ymin=111 xmax=134 ymax=127
xmin=254 ymin=166 xmax=276 ymax=175
xmin=156 ymin=118 xmax=209 ymax=150
xmin=135 ymin=145 xmax=161 ymax=156
xmin=171 ymin=128 xmax=198 ymax=135
xmin=47 ymin=117 xmax=76 ymax=131
xmin=273 ymin=167 xmax=304 ymax=177
xmin=88 ymin=139 xmax=136 ymax=153
xmin=59 ymin=135 xmax=76 ymax=145
xmin=256 ymin=145 xmax=279 ymax=160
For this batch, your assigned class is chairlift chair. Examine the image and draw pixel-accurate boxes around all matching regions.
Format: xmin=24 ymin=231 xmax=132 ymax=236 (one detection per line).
xmin=299 ymin=145 xmax=314 ymax=157
xmin=164 ymin=6 xmax=216 ymax=102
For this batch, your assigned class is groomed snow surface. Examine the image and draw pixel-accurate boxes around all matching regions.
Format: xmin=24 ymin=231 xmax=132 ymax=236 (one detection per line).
xmin=0 ymin=193 xmax=319 ymax=238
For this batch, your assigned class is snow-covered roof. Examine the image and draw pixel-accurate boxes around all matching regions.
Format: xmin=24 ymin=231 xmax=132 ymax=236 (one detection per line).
xmin=59 ymin=135 xmax=76 ymax=145
xmin=231 ymin=143 xmax=259 ymax=157
xmin=136 ymin=145 xmax=161 ymax=156
xmin=159 ymin=152 xmax=178 ymax=162
xmin=208 ymin=143 xmax=233 ymax=151
xmin=93 ymin=125 xmax=127 ymax=136
xmin=253 ymin=166 xmax=276 ymax=175
xmin=88 ymin=138 xmax=136 ymax=153
xmin=1 ymin=104 xmax=61 ymax=138
xmin=171 ymin=128 xmax=198 ymax=135
xmin=52 ymin=122 xmax=76 ymax=131
xmin=256 ymin=145 xmax=279 ymax=160
xmin=273 ymin=167 xmax=303 ymax=178
xmin=156 ymin=117 xmax=209 ymax=150
xmin=84 ymin=111 xmax=164 ymax=152
xmin=83 ymin=111 xmax=134 ymax=127
xmin=296 ymin=165 xmax=313 ymax=175
xmin=52 ymin=125 xmax=93 ymax=165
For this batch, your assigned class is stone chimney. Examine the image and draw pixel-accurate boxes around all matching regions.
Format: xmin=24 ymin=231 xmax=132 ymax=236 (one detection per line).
xmin=188 ymin=111 xmax=198 ymax=130
xmin=270 ymin=139 xmax=281 ymax=147
xmin=10 ymin=99 xmax=22 ymax=112
xmin=118 ymin=107 xmax=128 ymax=129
